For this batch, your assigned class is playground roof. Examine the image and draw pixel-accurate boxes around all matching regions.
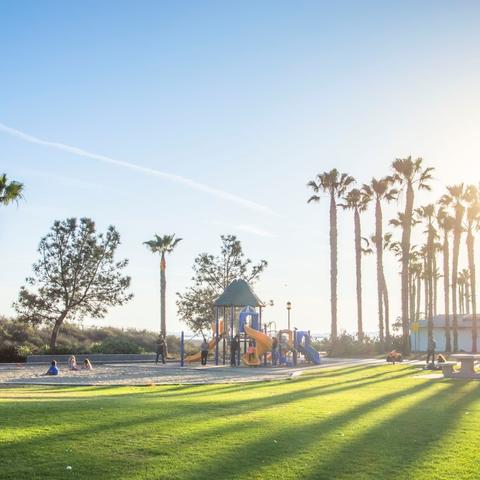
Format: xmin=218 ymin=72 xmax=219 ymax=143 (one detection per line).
xmin=214 ymin=279 xmax=264 ymax=307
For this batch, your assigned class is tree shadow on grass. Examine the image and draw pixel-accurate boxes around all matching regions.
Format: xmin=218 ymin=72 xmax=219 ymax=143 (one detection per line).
xmin=302 ymin=380 xmax=480 ymax=480
xmin=178 ymin=379 xmax=439 ymax=479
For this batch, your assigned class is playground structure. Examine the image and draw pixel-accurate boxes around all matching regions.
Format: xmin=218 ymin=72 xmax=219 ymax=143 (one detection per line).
xmin=182 ymin=279 xmax=321 ymax=367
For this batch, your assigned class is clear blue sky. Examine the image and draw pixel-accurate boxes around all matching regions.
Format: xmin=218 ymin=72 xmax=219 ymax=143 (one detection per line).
xmin=1 ymin=1 xmax=480 ymax=334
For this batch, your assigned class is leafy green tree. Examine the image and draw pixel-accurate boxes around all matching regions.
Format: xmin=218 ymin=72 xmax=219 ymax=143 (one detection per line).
xmin=14 ymin=218 xmax=133 ymax=352
xmin=308 ymin=169 xmax=355 ymax=341
xmin=144 ymin=234 xmax=182 ymax=337
xmin=392 ymin=157 xmax=434 ymax=354
xmin=0 ymin=173 xmax=24 ymax=206
xmin=177 ymin=235 xmax=267 ymax=333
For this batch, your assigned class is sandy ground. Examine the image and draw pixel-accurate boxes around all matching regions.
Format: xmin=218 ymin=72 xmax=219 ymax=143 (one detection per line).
xmin=0 ymin=359 xmax=385 ymax=386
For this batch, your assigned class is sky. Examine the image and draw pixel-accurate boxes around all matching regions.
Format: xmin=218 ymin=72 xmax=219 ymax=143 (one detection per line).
xmin=1 ymin=0 xmax=480 ymax=336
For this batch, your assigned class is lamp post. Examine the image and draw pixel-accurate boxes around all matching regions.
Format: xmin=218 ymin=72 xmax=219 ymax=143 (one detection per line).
xmin=286 ymin=301 xmax=292 ymax=331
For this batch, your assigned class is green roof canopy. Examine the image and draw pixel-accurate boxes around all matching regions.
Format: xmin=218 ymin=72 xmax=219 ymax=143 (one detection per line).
xmin=214 ymin=279 xmax=264 ymax=307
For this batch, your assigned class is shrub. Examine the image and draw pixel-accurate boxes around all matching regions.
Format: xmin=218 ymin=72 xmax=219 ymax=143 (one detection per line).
xmin=91 ymin=337 xmax=144 ymax=354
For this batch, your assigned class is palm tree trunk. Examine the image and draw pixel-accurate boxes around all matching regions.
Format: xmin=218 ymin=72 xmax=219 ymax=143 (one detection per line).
xmin=460 ymin=284 xmax=465 ymax=315
xmin=409 ymin=268 xmax=415 ymax=338
xmin=416 ymin=274 xmax=421 ymax=321
xmin=329 ymin=191 xmax=338 ymax=341
xmin=424 ymin=257 xmax=428 ymax=321
xmin=160 ymin=253 xmax=167 ymax=338
xmin=375 ymin=198 xmax=384 ymax=345
xmin=467 ymin=230 xmax=477 ymax=352
xmin=382 ymin=270 xmax=390 ymax=343
xmin=354 ymin=208 xmax=363 ymax=340
xmin=443 ymin=231 xmax=451 ymax=352
xmin=427 ymin=231 xmax=434 ymax=351
xmin=433 ymin=254 xmax=438 ymax=317
xmin=401 ymin=183 xmax=414 ymax=354
xmin=465 ymin=276 xmax=471 ymax=315
xmin=452 ymin=219 xmax=461 ymax=352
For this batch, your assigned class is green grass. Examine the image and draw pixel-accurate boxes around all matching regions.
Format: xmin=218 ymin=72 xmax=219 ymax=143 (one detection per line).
xmin=1 ymin=365 xmax=479 ymax=480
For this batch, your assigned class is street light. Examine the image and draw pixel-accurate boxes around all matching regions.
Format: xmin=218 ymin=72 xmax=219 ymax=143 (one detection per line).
xmin=286 ymin=301 xmax=292 ymax=331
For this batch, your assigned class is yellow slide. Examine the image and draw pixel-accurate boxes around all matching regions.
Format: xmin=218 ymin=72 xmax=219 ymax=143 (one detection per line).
xmin=242 ymin=325 xmax=272 ymax=366
xmin=185 ymin=321 xmax=224 ymax=363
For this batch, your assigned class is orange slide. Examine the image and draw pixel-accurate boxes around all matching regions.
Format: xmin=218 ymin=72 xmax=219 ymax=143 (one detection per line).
xmin=185 ymin=321 xmax=224 ymax=363
xmin=242 ymin=325 xmax=272 ymax=366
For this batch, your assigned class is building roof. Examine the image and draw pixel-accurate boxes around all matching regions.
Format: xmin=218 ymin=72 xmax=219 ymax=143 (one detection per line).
xmin=214 ymin=279 xmax=264 ymax=307
xmin=418 ymin=314 xmax=477 ymax=329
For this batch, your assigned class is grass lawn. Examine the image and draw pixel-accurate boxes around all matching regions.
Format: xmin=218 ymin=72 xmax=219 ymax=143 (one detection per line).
xmin=1 ymin=364 xmax=479 ymax=480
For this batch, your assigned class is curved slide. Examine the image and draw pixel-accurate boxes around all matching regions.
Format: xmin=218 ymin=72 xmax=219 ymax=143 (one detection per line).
xmin=185 ymin=321 xmax=224 ymax=363
xmin=298 ymin=344 xmax=321 ymax=365
xmin=242 ymin=325 xmax=272 ymax=366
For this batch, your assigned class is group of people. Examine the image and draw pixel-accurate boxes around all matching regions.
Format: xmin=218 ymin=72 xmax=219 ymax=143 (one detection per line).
xmin=42 ymin=355 xmax=93 ymax=376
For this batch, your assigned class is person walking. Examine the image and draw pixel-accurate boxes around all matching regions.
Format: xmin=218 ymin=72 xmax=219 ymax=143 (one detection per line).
xmin=200 ymin=337 xmax=209 ymax=366
xmin=155 ymin=335 xmax=166 ymax=364
xmin=230 ymin=335 xmax=240 ymax=367
xmin=426 ymin=337 xmax=437 ymax=366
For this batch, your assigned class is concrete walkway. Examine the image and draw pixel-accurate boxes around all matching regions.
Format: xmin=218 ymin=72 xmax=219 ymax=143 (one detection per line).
xmin=0 ymin=358 xmax=386 ymax=386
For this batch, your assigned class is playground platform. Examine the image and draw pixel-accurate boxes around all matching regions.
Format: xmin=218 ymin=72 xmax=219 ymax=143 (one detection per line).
xmin=0 ymin=358 xmax=386 ymax=386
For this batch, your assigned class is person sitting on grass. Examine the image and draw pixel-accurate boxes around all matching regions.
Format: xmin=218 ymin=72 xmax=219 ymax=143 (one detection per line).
xmin=68 ymin=355 xmax=79 ymax=371
xmin=82 ymin=359 xmax=93 ymax=370
xmin=386 ymin=350 xmax=402 ymax=364
xmin=42 ymin=360 xmax=59 ymax=376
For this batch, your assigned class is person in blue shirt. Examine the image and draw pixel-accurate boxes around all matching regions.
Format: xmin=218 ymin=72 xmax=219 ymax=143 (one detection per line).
xmin=43 ymin=360 xmax=59 ymax=376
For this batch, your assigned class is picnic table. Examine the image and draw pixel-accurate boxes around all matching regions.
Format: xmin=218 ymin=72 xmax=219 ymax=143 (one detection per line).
xmin=440 ymin=354 xmax=480 ymax=379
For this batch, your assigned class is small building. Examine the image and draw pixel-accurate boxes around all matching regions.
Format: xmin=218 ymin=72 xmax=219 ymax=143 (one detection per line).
xmin=411 ymin=314 xmax=478 ymax=352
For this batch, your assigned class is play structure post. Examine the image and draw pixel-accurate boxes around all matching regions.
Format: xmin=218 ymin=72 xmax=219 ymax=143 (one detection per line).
xmin=215 ymin=307 xmax=219 ymax=365
xmin=180 ymin=331 xmax=185 ymax=367
xmin=293 ymin=328 xmax=298 ymax=366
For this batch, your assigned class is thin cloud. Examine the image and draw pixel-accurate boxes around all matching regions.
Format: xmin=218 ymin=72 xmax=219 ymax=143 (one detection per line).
xmin=0 ymin=122 xmax=277 ymax=216
xmin=211 ymin=220 xmax=276 ymax=238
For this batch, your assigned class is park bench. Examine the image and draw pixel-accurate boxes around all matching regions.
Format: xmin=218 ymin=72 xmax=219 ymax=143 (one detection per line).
xmin=439 ymin=362 xmax=457 ymax=378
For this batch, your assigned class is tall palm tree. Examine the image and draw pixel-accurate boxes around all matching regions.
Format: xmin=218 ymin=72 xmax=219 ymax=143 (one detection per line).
xmin=144 ymin=234 xmax=182 ymax=337
xmin=437 ymin=206 xmax=455 ymax=352
xmin=0 ymin=174 xmax=24 ymax=206
xmin=441 ymin=184 xmax=466 ymax=351
xmin=416 ymin=204 xmax=437 ymax=352
xmin=392 ymin=157 xmax=434 ymax=354
xmin=339 ymin=188 xmax=370 ymax=340
xmin=362 ymin=178 xmax=397 ymax=346
xmin=308 ymin=169 xmax=355 ymax=341
xmin=464 ymin=185 xmax=480 ymax=352
xmin=458 ymin=269 xmax=470 ymax=315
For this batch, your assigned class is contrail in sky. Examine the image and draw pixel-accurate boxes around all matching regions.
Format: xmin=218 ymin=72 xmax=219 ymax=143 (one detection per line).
xmin=0 ymin=122 xmax=277 ymax=216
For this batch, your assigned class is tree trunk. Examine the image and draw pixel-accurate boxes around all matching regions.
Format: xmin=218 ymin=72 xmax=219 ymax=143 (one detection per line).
xmin=452 ymin=207 xmax=463 ymax=352
xmin=433 ymin=254 xmax=438 ymax=317
xmin=382 ymin=270 xmax=390 ymax=343
xmin=160 ymin=253 xmax=167 ymax=338
xmin=49 ymin=313 xmax=68 ymax=353
xmin=375 ymin=198 xmax=384 ymax=346
xmin=465 ymin=275 xmax=471 ymax=315
xmin=401 ymin=183 xmax=414 ymax=354
xmin=409 ymin=269 xmax=415 ymax=340
xmin=467 ymin=230 xmax=477 ymax=353
xmin=443 ymin=231 xmax=451 ymax=353
xmin=427 ymin=229 xmax=434 ymax=352
xmin=354 ymin=208 xmax=363 ymax=340
xmin=460 ymin=284 xmax=464 ymax=315
xmin=330 ymin=192 xmax=338 ymax=341
xmin=416 ymin=274 xmax=421 ymax=322
xmin=424 ymin=257 xmax=428 ymax=321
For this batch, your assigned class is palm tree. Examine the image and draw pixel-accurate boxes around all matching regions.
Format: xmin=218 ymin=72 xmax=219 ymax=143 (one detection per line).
xmin=464 ymin=185 xmax=480 ymax=352
xmin=308 ymin=169 xmax=355 ymax=341
xmin=392 ymin=157 xmax=434 ymax=354
xmin=437 ymin=206 xmax=455 ymax=352
xmin=362 ymin=178 xmax=397 ymax=346
xmin=144 ymin=234 xmax=182 ymax=337
xmin=0 ymin=174 xmax=24 ymax=206
xmin=416 ymin=204 xmax=437 ymax=352
xmin=339 ymin=188 xmax=370 ymax=340
xmin=458 ymin=269 xmax=470 ymax=315
xmin=441 ymin=184 xmax=466 ymax=351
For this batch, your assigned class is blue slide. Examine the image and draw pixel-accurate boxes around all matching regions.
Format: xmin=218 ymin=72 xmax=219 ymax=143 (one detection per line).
xmin=297 ymin=344 xmax=321 ymax=365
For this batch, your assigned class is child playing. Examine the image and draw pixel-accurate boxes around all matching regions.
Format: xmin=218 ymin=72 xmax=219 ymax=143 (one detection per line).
xmin=68 ymin=355 xmax=79 ymax=371
xmin=42 ymin=360 xmax=59 ymax=376
xmin=82 ymin=359 xmax=93 ymax=370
